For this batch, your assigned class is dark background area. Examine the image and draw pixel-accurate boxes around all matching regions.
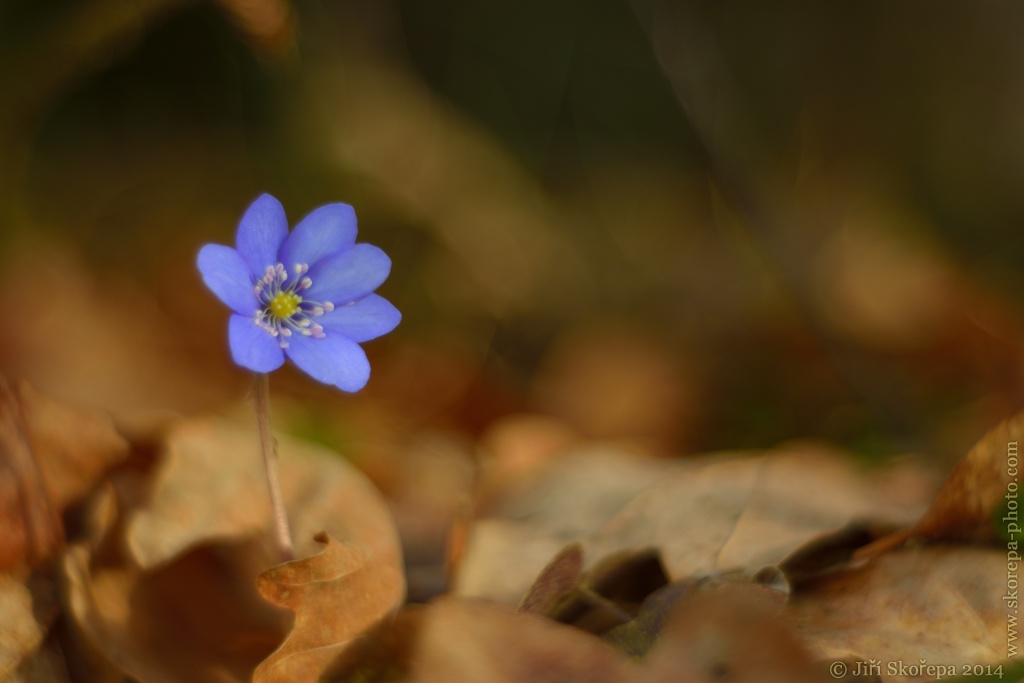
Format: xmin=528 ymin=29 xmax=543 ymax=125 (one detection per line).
xmin=3 ymin=0 xmax=1024 ymax=463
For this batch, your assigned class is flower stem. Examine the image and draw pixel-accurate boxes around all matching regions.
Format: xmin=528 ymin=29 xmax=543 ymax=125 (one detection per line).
xmin=254 ymin=373 xmax=294 ymax=562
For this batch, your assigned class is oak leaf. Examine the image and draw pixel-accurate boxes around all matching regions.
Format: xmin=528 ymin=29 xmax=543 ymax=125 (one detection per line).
xmin=786 ymin=546 xmax=1007 ymax=680
xmin=253 ymin=533 xmax=404 ymax=683
xmin=910 ymin=410 xmax=1024 ymax=543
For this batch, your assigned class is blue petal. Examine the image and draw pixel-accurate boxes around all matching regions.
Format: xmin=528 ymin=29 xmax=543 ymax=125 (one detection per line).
xmin=278 ymin=203 xmax=358 ymax=270
xmin=305 ymin=245 xmax=391 ymax=305
xmin=197 ymin=244 xmax=258 ymax=315
xmin=321 ymin=294 xmax=401 ymax=343
xmin=228 ymin=314 xmax=285 ymax=372
xmin=284 ymin=333 xmax=371 ymax=392
xmin=236 ymin=194 xmax=289 ymax=277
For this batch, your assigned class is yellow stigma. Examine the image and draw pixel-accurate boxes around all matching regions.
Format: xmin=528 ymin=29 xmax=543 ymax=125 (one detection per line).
xmin=268 ymin=292 xmax=302 ymax=320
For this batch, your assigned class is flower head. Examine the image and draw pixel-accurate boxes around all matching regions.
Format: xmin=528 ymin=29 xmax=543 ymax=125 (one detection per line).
xmin=197 ymin=194 xmax=400 ymax=391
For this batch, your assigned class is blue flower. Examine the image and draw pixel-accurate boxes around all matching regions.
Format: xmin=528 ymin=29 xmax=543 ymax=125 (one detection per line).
xmin=197 ymin=194 xmax=400 ymax=392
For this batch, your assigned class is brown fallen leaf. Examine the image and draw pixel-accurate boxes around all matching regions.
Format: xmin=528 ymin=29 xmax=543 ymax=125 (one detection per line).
xmin=320 ymin=606 xmax=426 ymax=683
xmin=520 ymin=544 xmax=674 ymax=641
xmin=2 ymin=635 xmax=70 ymax=683
xmin=768 ymin=522 xmax=904 ymax=590
xmin=254 ymin=532 xmax=404 ymax=683
xmin=64 ymin=533 xmax=290 ymax=683
xmin=516 ymin=542 xmax=584 ymax=616
xmin=456 ymin=447 xmax=673 ymax=603
xmin=407 ymin=596 xmax=628 ymax=683
xmin=458 ymin=444 xmax=930 ymax=604
xmin=910 ymin=410 xmax=1023 ymax=544
xmin=321 ymin=595 xmax=632 ymax=683
xmin=61 ymin=415 xmax=404 ymax=683
xmin=590 ymin=445 xmax=928 ymax=583
xmin=126 ymin=416 xmax=402 ymax=568
xmin=634 ymin=582 xmax=827 ymax=683
xmin=328 ymin=587 xmax=826 ymax=683
xmin=0 ymin=572 xmax=60 ymax=680
xmin=786 ymin=546 xmax=1008 ymax=681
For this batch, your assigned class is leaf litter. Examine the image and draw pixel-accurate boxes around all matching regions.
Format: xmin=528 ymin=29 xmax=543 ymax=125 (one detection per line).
xmin=2 ymin=372 xmax=1022 ymax=682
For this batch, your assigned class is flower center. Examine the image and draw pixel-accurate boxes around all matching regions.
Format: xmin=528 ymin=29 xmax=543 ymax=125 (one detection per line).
xmin=252 ymin=263 xmax=335 ymax=348
xmin=268 ymin=292 xmax=302 ymax=319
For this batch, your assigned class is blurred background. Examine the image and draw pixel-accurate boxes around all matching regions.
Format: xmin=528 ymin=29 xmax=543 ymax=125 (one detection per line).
xmin=3 ymin=0 xmax=1024 ymax=474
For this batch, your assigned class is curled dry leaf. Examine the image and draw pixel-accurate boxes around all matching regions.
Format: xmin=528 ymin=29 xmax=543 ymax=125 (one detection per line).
xmin=786 ymin=546 xmax=1008 ymax=681
xmin=61 ymin=416 xmax=404 ymax=683
xmin=253 ymin=533 xmax=404 ymax=683
xmin=516 ymin=542 xmax=583 ymax=615
xmin=909 ymin=410 xmax=1024 ymax=544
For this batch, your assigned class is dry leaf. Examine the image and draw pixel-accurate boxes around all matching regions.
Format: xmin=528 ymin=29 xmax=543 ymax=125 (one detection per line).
xmin=458 ymin=445 xmax=929 ymax=603
xmin=910 ymin=410 xmax=1023 ymax=544
xmin=406 ymin=596 xmax=627 ymax=683
xmin=769 ymin=522 xmax=903 ymax=589
xmin=589 ymin=446 xmax=926 ymax=582
xmin=126 ymin=416 xmax=402 ymax=568
xmin=0 ymin=573 xmax=60 ymax=680
xmin=1 ymin=635 xmax=70 ymax=683
xmin=634 ymin=582 xmax=827 ymax=683
xmin=516 ymin=542 xmax=583 ymax=615
xmin=786 ymin=546 xmax=1008 ymax=681
xmin=320 ymin=607 xmax=426 ymax=682
xmin=64 ymin=535 xmax=289 ymax=683
xmin=253 ymin=532 xmax=404 ymax=683
xmin=62 ymin=416 xmax=404 ymax=683
xmin=456 ymin=447 xmax=672 ymax=603
xmin=322 ymin=596 xmax=631 ymax=683
xmin=62 ymin=481 xmax=289 ymax=683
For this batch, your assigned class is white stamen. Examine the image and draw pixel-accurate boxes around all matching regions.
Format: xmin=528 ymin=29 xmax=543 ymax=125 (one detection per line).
xmin=250 ymin=261 xmax=334 ymax=345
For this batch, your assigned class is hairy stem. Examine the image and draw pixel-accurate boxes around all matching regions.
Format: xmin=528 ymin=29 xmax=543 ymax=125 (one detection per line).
xmin=255 ymin=373 xmax=294 ymax=562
